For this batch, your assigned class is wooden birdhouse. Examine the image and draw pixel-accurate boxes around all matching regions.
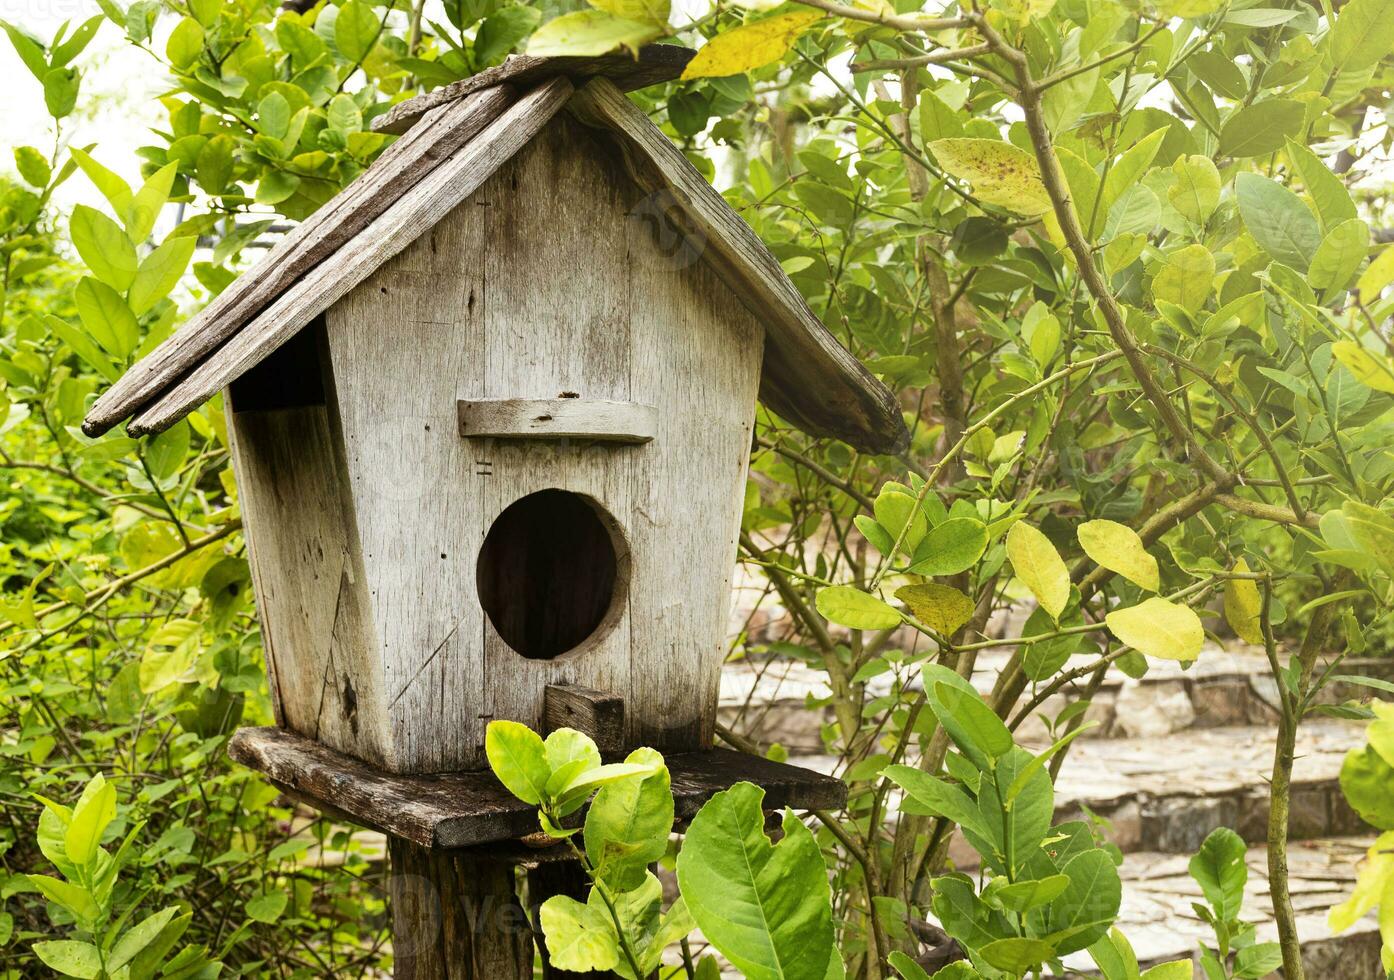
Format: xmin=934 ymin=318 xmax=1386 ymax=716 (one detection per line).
xmin=84 ymin=47 xmax=907 ymax=777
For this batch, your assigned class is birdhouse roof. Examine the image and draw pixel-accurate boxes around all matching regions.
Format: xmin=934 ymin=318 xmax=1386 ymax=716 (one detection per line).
xmin=82 ymin=47 xmax=909 ymax=455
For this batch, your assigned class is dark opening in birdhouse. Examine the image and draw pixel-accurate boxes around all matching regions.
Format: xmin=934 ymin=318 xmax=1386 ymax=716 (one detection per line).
xmin=477 ymin=489 xmax=625 ymax=660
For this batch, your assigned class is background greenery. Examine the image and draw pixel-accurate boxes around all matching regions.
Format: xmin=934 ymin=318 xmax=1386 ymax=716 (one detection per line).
xmin=1 ymin=0 xmax=1393 ymax=976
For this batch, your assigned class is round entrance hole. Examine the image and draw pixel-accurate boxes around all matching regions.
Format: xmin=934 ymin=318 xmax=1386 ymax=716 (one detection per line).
xmin=476 ymin=489 xmax=626 ymax=660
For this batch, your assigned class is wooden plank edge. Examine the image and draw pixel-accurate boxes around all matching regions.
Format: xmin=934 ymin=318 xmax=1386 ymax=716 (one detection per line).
xmin=372 ymin=44 xmax=694 ymax=136
xmin=83 ymin=86 xmax=517 ymax=438
xmin=124 ymin=76 xmax=574 ymax=437
xmin=228 ymin=726 xmax=846 ymax=850
xmin=458 ymin=398 xmax=657 ymax=444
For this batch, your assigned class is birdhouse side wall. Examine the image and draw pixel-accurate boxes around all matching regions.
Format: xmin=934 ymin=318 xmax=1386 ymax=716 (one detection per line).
xmin=316 ymin=111 xmax=763 ymax=773
xmin=225 ymin=323 xmax=390 ymax=767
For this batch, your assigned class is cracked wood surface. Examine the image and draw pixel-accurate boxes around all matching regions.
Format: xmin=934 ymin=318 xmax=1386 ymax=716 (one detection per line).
xmin=228 ymin=726 xmax=847 ymax=848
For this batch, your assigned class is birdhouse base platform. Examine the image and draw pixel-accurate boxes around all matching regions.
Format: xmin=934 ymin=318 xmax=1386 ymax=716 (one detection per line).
xmin=228 ymin=725 xmax=847 ymax=850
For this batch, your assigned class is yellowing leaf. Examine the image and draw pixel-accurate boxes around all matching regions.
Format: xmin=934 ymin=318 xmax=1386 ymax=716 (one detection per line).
xmin=928 ymin=138 xmax=1051 ymax=216
xmin=1329 ymin=831 xmax=1394 ymax=934
xmin=527 ymin=10 xmax=663 ymax=58
xmin=1157 ymin=0 xmax=1222 ymax=15
xmin=1106 ymin=597 xmax=1204 ymax=662
xmin=816 ymin=585 xmax=902 ymax=631
xmin=1357 ymin=246 xmax=1394 ymax=299
xmin=1077 ymin=520 xmax=1159 ymax=592
xmin=1152 ymin=244 xmax=1214 ymax=315
xmin=1224 ymin=559 xmax=1264 ymax=645
xmin=1006 ymin=521 xmax=1070 ymax=620
xmin=680 ymin=12 xmax=823 ymax=79
xmin=896 ymin=583 xmax=975 ymax=637
xmin=1333 ymin=341 xmax=1394 ymax=395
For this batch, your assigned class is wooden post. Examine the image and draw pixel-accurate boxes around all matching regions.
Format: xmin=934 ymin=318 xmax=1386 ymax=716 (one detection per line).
xmin=388 ymin=839 xmax=534 ymax=979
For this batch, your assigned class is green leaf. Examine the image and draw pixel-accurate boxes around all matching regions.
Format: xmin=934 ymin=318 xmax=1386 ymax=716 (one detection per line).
xmin=166 ymin=15 xmax=203 ymax=69
xmin=45 ymin=314 xmax=119 ymax=382
xmin=908 ymin=518 xmax=988 ymax=577
xmin=1077 ymin=519 xmax=1159 ymax=592
xmin=474 ymin=4 xmax=543 ymax=66
xmin=1234 ymin=943 xmax=1284 ymax=979
xmin=591 ymin=0 xmax=669 ymax=26
xmin=544 ymin=727 xmax=601 ymax=775
xmin=887 ymin=952 xmax=933 ymax=980
xmin=1286 ymin=142 xmax=1357 ymax=231
xmin=1217 ymin=99 xmax=1304 ymax=158
xmin=43 ymin=67 xmax=81 ymax=118
xmin=980 ymin=937 xmax=1054 ymax=972
xmin=875 ymin=487 xmax=927 ymax=555
xmin=1328 ymin=0 xmax=1394 ymax=71
xmin=585 ymin=747 xmax=673 ymax=890
xmin=64 ymin=774 xmax=116 ymax=867
xmin=70 ymin=204 xmax=138 ymax=290
xmin=1045 ymin=848 xmax=1122 ymax=954
xmin=931 ymin=680 xmax=1014 ymax=765
xmin=1340 ymin=745 xmax=1394 ymax=830
xmin=128 ymin=162 xmax=178 ymax=243
xmin=70 ymin=148 xmax=134 ymax=217
xmin=677 ymin=784 xmax=836 ymax=980
xmin=75 ymin=277 xmax=139 ymax=360
xmin=1188 ymin=827 xmax=1247 ymax=920
xmin=1236 ymin=173 xmax=1321 ymax=270
xmin=815 ymin=586 xmax=902 ymax=631
xmin=14 ymin=146 xmax=51 ymax=187
xmin=145 ymin=420 xmax=191 ymax=480
xmin=896 ymin=583 xmax=975 ymax=636
xmin=928 ymin=138 xmax=1051 ymax=215
xmin=485 ymin=720 xmax=550 ymax=805
xmin=32 ymin=940 xmax=102 ymax=978
xmin=1152 ymin=244 xmax=1214 ymax=315
xmin=540 ymin=894 xmax=620 ymax=972
xmin=1087 ymin=928 xmax=1140 ymax=980
xmin=2 ymin=21 xmax=48 ymax=81
xmin=529 ymin=9 xmax=665 ymax=58
xmin=335 ymin=0 xmax=380 ymax=62
xmin=882 ymin=765 xmax=994 ymax=839
xmin=1309 ymin=218 xmax=1370 ymax=294
xmin=680 ymin=11 xmax=822 ymax=79
xmin=1223 ymin=559 xmax=1264 ymax=645
xmin=1167 ymin=154 xmax=1220 ymax=225
xmin=27 ymin=875 xmax=99 ymax=924
xmin=1105 ymin=597 xmax=1203 ymax=662
xmin=246 ymin=889 xmax=288 ymax=923
xmin=1140 ymin=963 xmax=1194 ymax=980
xmin=128 ymin=236 xmax=194 ymax=315
xmin=1006 ymin=521 xmax=1070 ymax=620
xmin=108 ymin=906 xmax=179 ymax=970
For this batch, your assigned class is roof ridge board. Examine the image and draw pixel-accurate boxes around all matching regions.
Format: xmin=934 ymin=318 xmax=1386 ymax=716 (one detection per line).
xmin=372 ymin=44 xmax=695 ymax=137
xmin=82 ymin=83 xmax=518 ymax=437
xmin=125 ymin=76 xmax=576 ymax=437
xmin=567 ymin=78 xmax=909 ymax=455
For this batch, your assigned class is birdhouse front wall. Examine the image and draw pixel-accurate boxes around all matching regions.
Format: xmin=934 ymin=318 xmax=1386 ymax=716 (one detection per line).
xmin=227 ymin=111 xmax=764 ymax=774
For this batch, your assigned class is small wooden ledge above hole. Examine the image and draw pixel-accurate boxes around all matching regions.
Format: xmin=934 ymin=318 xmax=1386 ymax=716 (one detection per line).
xmin=458 ymin=398 xmax=657 ymax=444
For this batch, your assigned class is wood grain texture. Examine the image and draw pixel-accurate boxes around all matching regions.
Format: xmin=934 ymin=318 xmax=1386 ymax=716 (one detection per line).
xmin=388 ymin=838 xmax=535 ymax=980
xmin=567 ymin=78 xmax=910 ymax=456
xmin=82 ymin=85 xmax=516 ymax=437
xmin=225 ymin=328 xmax=388 ymax=767
xmin=542 ymin=685 xmax=625 ymax=757
xmin=458 ymin=398 xmax=657 ymax=443
xmin=372 ymin=44 xmax=694 ymax=136
xmin=125 ymin=76 xmax=574 ymax=437
xmin=228 ymin=725 xmax=848 ymax=848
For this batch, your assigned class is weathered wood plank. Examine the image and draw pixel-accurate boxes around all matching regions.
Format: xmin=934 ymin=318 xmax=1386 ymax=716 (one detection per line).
xmin=542 ymin=685 xmax=626 ymax=756
xmin=125 ymin=77 xmax=574 ymax=437
xmin=372 ymin=44 xmax=694 ymax=136
xmin=388 ymin=838 xmax=535 ymax=980
xmin=83 ymin=85 xmax=516 ymax=437
xmin=567 ymin=77 xmax=909 ymax=456
xmin=458 ymin=398 xmax=657 ymax=443
xmin=228 ymin=726 xmax=847 ymax=849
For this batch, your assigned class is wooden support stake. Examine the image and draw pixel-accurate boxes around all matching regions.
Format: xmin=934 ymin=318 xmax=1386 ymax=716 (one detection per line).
xmin=543 ymin=684 xmax=626 ymax=757
xmin=388 ymin=839 xmax=534 ymax=979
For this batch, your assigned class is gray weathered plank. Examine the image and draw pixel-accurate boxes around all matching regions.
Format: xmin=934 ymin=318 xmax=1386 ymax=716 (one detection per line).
xmin=126 ymin=77 xmax=574 ymax=436
xmin=542 ymin=685 xmax=626 ymax=756
xmin=372 ymin=44 xmax=694 ymax=136
xmin=567 ymin=77 xmax=910 ymax=456
xmin=458 ymin=398 xmax=657 ymax=443
xmin=83 ymin=85 xmax=516 ymax=437
xmin=228 ymin=725 xmax=848 ymax=849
